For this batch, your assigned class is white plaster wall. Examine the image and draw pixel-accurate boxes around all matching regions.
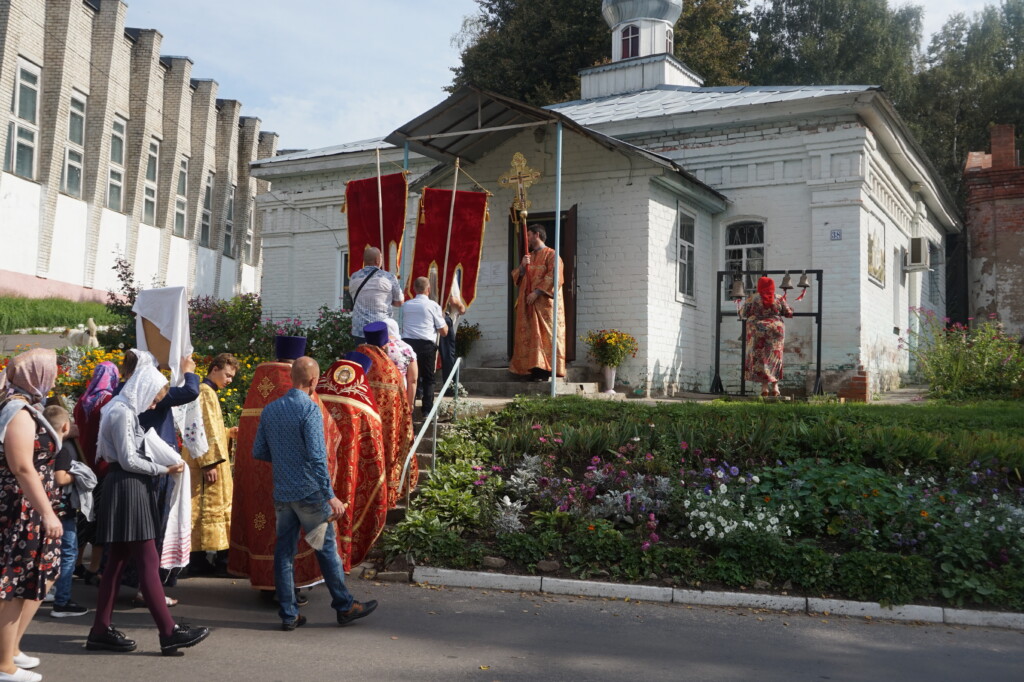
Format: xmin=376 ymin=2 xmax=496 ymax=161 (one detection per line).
xmin=194 ymin=246 xmax=218 ymax=298
xmin=49 ymin=194 xmax=89 ymax=286
xmin=94 ymin=208 xmax=129 ymax=293
xmin=0 ymin=173 xmax=41 ymax=276
xmin=240 ymin=263 xmax=257 ymax=294
xmin=134 ymin=223 xmax=162 ymax=287
xmin=165 ymin=236 xmax=191 ymax=288
xmin=218 ymin=256 xmax=238 ymax=300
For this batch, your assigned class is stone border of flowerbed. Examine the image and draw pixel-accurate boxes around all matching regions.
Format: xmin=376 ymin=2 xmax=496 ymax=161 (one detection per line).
xmin=411 ymin=566 xmax=1024 ymax=631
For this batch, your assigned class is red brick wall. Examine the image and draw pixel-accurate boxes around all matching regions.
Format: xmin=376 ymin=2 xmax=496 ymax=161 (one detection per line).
xmin=837 ymin=365 xmax=870 ymax=402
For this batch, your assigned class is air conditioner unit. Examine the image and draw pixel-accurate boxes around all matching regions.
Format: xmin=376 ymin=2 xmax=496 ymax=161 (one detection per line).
xmin=905 ymin=237 xmax=930 ymax=271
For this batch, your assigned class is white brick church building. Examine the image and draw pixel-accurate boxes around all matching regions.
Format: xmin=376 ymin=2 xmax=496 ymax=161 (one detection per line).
xmin=252 ymin=0 xmax=959 ymax=399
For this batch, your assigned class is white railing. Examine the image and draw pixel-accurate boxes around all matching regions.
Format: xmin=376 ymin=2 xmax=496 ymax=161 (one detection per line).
xmin=397 ymin=356 xmax=462 ymax=506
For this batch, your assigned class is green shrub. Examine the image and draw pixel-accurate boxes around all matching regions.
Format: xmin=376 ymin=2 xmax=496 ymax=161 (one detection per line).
xmin=834 ymin=551 xmax=933 ymax=606
xmin=382 ymin=509 xmax=482 ymax=568
xmin=564 ymin=519 xmax=635 ymax=579
xmin=494 ymin=531 xmax=562 ymax=569
xmin=784 ymin=541 xmax=835 ymax=594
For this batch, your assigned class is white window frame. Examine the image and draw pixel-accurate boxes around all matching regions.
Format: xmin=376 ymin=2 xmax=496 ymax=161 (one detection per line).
xmin=621 ymin=25 xmax=639 ymax=59
xmin=4 ymin=59 xmax=41 ymax=180
xmin=222 ymin=186 xmax=235 ymax=258
xmin=676 ymin=208 xmax=696 ymax=302
xmin=143 ymin=139 xmax=159 ymax=225
xmin=200 ymin=172 xmax=214 ymax=246
xmin=243 ymin=198 xmax=255 ymax=264
xmin=62 ymin=93 xmax=86 ymax=197
xmin=108 ymin=116 xmax=127 ymax=211
xmin=724 ymin=221 xmax=765 ymax=299
xmin=173 ymin=157 xmax=188 ymax=237
xmin=666 ymin=28 xmax=674 ymax=54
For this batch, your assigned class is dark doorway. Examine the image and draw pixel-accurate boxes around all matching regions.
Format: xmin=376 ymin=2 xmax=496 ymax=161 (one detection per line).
xmin=506 ymin=205 xmax=578 ymax=363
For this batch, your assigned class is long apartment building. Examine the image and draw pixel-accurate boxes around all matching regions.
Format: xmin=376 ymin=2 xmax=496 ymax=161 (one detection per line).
xmin=0 ymin=0 xmax=276 ymax=302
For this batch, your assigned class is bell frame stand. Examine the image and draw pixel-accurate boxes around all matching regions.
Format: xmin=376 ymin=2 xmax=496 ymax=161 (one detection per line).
xmin=710 ymin=269 xmax=824 ymax=396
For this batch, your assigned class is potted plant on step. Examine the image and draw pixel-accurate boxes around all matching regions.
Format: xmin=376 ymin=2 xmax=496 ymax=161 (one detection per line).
xmin=582 ymin=329 xmax=638 ymax=393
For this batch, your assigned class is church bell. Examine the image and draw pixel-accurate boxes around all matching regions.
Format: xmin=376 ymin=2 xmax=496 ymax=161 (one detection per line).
xmin=729 ymin=278 xmax=746 ymax=300
xmin=780 ymin=272 xmax=794 ymax=291
xmin=797 ymin=272 xmax=811 ymax=289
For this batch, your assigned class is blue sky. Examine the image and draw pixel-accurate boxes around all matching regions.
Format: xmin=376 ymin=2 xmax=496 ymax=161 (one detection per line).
xmin=124 ymin=0 xmax=993 ymax=154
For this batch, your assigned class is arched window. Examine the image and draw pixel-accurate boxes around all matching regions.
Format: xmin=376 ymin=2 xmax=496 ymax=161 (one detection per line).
xmin=666 ymin=28 xmax=674 ymax=54
xmin=621 ymin=25 xmax=639 ymax=59
xmin=724 ymin=221 xmax=764 ymax=297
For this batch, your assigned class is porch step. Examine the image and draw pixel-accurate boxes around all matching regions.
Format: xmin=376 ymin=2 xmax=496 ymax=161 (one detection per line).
xmin=458 ymin=366 xmax=594 ymax=383
xmin=460 ymin=380 xmax=603 ymax=398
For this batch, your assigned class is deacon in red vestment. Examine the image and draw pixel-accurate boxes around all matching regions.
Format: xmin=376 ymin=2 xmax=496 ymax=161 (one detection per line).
xmin=358 ymin=322 xmax=416 ymax=507
xmin=510 ymin=225 xmax=566 ymax=379
xmin=228 ymin=336 xmax=342 ymax=589
xmin=316 ymin=353 xmax=388 ymax=570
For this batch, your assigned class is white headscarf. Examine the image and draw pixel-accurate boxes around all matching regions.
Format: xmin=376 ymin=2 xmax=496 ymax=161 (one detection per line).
xmin=384 ymin=318 xmax=401 ymax=342
xmin=102 ymin=364 xmax=168 ymax=417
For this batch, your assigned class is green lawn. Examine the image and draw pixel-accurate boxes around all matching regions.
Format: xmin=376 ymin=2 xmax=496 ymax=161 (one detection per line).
xmin=0 ymin=296 xmax=118 ymax=334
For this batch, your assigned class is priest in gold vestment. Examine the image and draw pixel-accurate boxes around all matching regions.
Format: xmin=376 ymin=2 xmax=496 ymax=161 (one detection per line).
xmin=510 ymin=225 xmax=566 ymax=379
xmin=184 ymin=353 xmax=238 ymax=572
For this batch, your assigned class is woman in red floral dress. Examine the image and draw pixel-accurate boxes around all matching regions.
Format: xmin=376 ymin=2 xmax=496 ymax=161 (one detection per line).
xmin=741 ymin=276 xmax=794 ymax=396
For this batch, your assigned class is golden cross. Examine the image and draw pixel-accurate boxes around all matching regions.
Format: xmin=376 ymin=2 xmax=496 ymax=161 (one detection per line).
xmin=498 ymin=152 xmax=542 ymax=213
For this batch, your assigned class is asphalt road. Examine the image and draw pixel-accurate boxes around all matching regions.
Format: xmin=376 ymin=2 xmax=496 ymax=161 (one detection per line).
xmin=23 ymin=575 xmax=1024 ymax=681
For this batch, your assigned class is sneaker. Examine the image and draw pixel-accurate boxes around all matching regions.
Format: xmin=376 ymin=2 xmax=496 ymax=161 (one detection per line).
xmin=337 ymin=599 xmax=378 ymax=626
xmin=281 ymin=614 xmax=307 ymax=631
xmin=51 ymin=600 xmax=89 ymax=617
xmin=86 ymin=625 xmax=137 ymax=653
xmin=0 ymin=668 xmax=42 ymax=682
xmin=12 ymin=653 xmax=39 ymax=669
xmin=159 ymin=623 xmax=210 ymax=655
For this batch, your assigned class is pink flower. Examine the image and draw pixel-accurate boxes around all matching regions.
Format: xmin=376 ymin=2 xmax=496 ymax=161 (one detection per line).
xmin=531 ymin=424 xmax=542 ymax=430
xmin=539 ymin=437 xmax=547 ymax=443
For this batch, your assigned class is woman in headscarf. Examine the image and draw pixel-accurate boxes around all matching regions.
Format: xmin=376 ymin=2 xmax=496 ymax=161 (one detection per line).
xmin=383 ymin=318 xmax=418 ymax=410
xmin=741 ymin=276 xmax=794 ymax=397
xmin=0 ymin=348 xmax=62 ymax=682
xmin=86 ymin=364 xmax=209 ymax=656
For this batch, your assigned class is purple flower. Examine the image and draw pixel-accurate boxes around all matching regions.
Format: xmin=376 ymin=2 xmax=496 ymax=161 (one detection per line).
xmin=729 ymin=466 xmax=740 ymax=476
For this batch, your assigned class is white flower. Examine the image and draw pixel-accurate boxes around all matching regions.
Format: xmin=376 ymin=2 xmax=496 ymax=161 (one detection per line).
xmin=683 ymin=499 xmax=691 ymax=509
xmin=738 ymin=477 xmax=746 ymax=484
xmin=752 ymin=476 xmax=760 ymax=484
xmin=793 ymin=511 xmax=800 ymax=518
xmin=718 ymin=484 xmax=727 ymax=494
xmin=757 ymin=513 xmax=765 ymax=521
xmin=707 ymin=528 xmax=716 ymax=537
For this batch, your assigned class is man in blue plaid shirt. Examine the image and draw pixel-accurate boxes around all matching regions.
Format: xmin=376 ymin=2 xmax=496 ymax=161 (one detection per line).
xmin=348 ymin=246 xmax=403 ymax=344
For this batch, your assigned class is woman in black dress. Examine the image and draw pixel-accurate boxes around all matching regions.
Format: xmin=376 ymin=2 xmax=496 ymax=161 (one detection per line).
xmin=86 ymin=363 xmax=209 ymax=656
xmin=0 ymin=348 xmax=61 ymax=682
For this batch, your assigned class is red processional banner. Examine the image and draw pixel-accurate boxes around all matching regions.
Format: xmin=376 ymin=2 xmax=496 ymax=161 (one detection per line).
xmin=407 ymin=187 xmax=488 ymax=307
xmin=344 ymin=172 xmax=408 ymax=275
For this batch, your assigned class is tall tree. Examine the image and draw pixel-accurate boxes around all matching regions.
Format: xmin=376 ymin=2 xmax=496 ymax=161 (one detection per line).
xmin=450 ymin=0 xmax=752 ymax=106
xmin=744 ymin=0 xmax=923 ymax=108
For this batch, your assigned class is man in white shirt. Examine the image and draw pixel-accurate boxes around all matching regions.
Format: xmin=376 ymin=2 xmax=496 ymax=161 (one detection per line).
xmin=401 ymin=277 xmax=448 ymax=417
xmin=348 ymin=247 xmax=403 ymax=344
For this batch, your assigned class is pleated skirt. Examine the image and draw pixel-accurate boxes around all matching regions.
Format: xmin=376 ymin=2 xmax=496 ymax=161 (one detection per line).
xmin=95 ymin=464 xmax=161 ymax=544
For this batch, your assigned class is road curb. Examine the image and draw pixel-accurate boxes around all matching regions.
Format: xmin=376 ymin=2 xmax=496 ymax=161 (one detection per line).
xmin=410 ymin=567 xmax=1023 ymax=631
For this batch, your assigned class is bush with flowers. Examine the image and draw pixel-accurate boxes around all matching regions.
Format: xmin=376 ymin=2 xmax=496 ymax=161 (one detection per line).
xmin=581 ymin=328 xmax=638 ymax=368
xmin=384 ymin=396 xmax=1024 ymax=609
xmin=903 ymin=307 xmax=1024 ymax=399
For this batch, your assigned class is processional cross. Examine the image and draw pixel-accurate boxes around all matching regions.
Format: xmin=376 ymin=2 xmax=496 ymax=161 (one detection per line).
xmin=499 ymin=153 xmax=543 ymax=287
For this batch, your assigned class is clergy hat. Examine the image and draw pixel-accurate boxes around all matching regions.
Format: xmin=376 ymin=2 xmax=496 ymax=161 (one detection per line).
xmin=344 ymin=351 xmax=373 ymax=375
xmin=363 ymin=321 xmax=389 ymax=348
xmin=274 ymin=335 xmax=307 ymax=360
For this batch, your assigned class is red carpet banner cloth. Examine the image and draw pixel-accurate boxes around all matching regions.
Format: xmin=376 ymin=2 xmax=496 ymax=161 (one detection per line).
xmin=345 ymin=172 xmax=408 ymax=275
xmin=409 ymin=187 xmax=488 ymax=306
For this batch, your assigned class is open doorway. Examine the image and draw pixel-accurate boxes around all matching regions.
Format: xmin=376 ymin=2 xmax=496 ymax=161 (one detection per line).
xmin=506 ymin=205 xmax=577 ymax=363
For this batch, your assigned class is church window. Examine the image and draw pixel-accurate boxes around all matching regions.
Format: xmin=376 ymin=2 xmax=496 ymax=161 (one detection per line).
xmin=4 ymin=59 xmax=41 ymax=180
xmin=143 ymin=139 xmax=159 ymax=225
xmin=724 ymin=221 xmax=764 ymax=297
xmin=666 ymin=28 xmax=674 ymax=54
xmin=223 ymin=187 xmax=235 ymax=258
xmin=677 ymin=210 xmax=695 ymax=300
xmin=173 ymin=158 xmax=188 ymax=237
xmin=200 ymin=173 xmax=213 ymax=246
xmin=621 ymin=25 xmax=640 ymax=59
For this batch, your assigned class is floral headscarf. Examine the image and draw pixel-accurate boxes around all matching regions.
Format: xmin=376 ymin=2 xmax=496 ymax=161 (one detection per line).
xmin=103 ymin=364 xmax=168 ymax=418
xmin=79 ymin=361 xmax=120 ymax=415
xmin=0 ymin=348 xmax=58 ymax=405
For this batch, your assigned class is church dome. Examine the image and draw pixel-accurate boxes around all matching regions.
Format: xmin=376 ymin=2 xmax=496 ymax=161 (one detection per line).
xmin=601 ymin=0 xmax=683 ymax=28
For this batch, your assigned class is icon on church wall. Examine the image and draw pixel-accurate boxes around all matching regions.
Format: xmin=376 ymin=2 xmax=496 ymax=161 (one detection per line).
xmin=867 ymin=220 xmax=886 ymax=285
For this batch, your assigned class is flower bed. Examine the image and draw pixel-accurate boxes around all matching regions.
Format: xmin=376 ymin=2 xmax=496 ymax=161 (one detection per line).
xmin=384 ymin=397 xmax=1024 ymax=609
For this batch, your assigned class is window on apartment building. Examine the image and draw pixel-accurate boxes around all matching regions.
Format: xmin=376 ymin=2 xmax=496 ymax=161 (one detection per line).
xmin=173 ymin=158 xmax=188 ymax=237
xmin=62 ymin=94 xmax=86 ymax=198
xmin=223 ymin=187 xmax=235 ymax=258
xmin=107 ymin=117 xmax=126 ymax=211
xmin=621 ymin=25 xmax=640 ymax=59
xmin=677 ymin=210 xmax=696 ymax=300
xmin=243 ymin=199 xmax=255 ymax=264
xmin=200 ymin=173 xmax=213 ymax=246
xmin=4 ymin=60 xmax=41 ymax=180
xmin=724 ymin=221 xmax=765 ymax=298
xmin=143 ymin=139 xmax=159 ymax=225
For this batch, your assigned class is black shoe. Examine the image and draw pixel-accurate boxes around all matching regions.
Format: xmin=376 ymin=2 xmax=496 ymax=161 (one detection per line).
xmin=281 ymin=614 xmax=307 ymax=631
xmin=86 ymin=625 xmax=137 ymax=652
xmin=337 ymin=599 xmax=378 ymax=626
xmin=51 ymin=600 xmax=89 ymax=617
xmin=159 ymin=623 xmax=210 ymax=656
